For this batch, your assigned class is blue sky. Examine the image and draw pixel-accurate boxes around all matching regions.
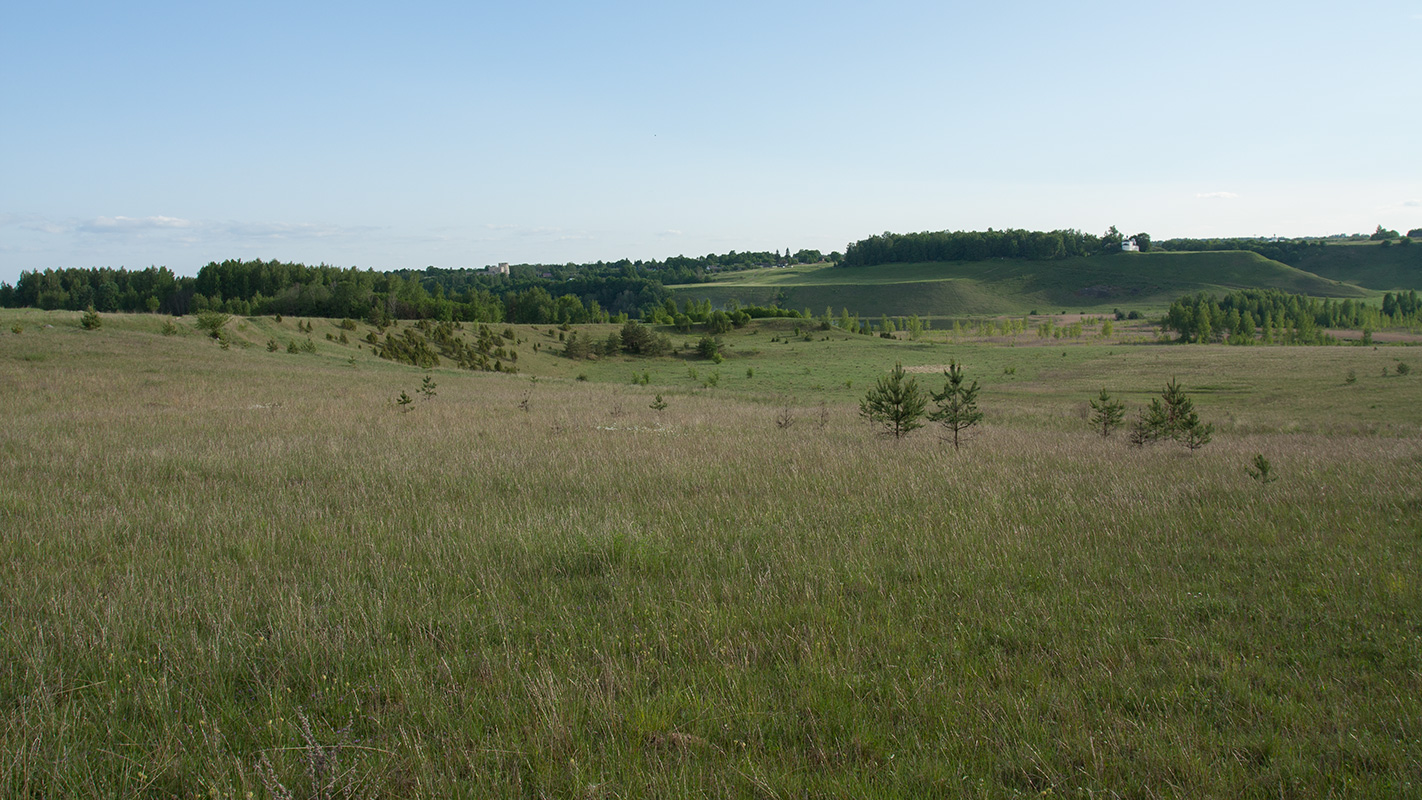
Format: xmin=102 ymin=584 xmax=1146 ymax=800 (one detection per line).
xmin=2 ymin=1 xmax=1419 ymax=284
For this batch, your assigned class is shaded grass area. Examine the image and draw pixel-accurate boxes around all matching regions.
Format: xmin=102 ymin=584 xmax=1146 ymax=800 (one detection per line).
xmin=668 ymin=252 xmax=1373 ymax=317
xmin=1294 ymin=241 xmax=1422 ymax=291
xmin=3 ymin=311 xmax=1421 ymax=797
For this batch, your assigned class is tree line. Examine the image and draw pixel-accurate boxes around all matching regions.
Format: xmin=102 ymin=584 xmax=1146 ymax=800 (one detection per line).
xmin=0 ymin=260 xmax=664 ymax=325
xmin=839 ymin=227 xmax=1145 ymax=267
xmin=1 ymin=266 xmax=189 ymax=314
xmin=0 ymin=248 xmax=839 ymax=324
xmin=1162 ymin=288 xmax=1421 ymax=344
xmin=836 ymin=228 xmax=1409 ymax=269
xmin=1151 ymin=237 xmax=1326 ymax=266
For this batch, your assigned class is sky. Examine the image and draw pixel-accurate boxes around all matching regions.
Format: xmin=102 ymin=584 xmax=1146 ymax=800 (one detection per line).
xmin=2 ymin=0 xmax=1419 ymax=284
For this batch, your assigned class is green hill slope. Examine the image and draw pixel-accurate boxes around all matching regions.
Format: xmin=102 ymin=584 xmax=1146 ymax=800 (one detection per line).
xmin=1291 ymin=241 xmax=1422 ymax=290
xmin=668 ymin=251 xmax=1371 ymax=316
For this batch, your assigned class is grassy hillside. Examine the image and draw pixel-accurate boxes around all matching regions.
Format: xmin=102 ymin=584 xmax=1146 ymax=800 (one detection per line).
xmin=4 ymin=309 xmax=1421 ymax=797
xmin=1293 ymin=241 xmax=1422 ymax=291
xmin=669 ymin=251 xmax=1371 ymax=317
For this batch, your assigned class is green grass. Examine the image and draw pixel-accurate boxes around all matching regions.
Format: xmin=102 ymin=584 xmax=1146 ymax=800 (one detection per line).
xmin=669 ymin=251 xmax=1375 ymax=317
xmin=1294 ymin=240 xmax=1422 ymax=291
xmin=3 ymin=309 xmax=1421 ymax=797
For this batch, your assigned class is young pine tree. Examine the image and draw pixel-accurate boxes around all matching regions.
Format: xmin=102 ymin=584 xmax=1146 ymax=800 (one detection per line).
xmin=860 ymin=362 xmax=927 ymax=439
xmin=1163 ymin=378 xmax=1211 ymax=447
xmin=1137 ymin=378 xmax=1213 ymax=450
xmin=929 ymin=362 xmax=983 ymax=450
xmin=1089 ymin=388 xmax=1126 ymax=437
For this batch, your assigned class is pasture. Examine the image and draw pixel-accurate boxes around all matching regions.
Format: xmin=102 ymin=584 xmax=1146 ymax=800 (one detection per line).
xmin=2 ymin=308 xmax=1420 ymax=797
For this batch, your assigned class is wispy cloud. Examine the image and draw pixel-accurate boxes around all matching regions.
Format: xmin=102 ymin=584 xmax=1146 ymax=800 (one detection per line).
xmin=1196 ymin=191 xmax=1239 ymax=200
xmin=3 ymin=212 xmax=375 ymax=255
xmin=659 ymin=229 xmax=684 ymax=238
xmin=79 ymin=215 xmax=194 ymax=233
xmin=0 ymin=213 xmax=69 ymax=235
xmin=57 ymin=215 xmax=366 ymax=241
xmin=1402 ymin=199 xmax=1421 ymax=207
xmin=222 ymin=220 xmax=357 ymax=239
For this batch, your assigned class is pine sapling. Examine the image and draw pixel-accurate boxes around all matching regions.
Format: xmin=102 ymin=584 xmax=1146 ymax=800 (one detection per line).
xmin=860 ymin=362 xmax=927 ymax=439
xmin=1089 ymin=387 xmax=1126 ymax=437
xmin=1246 ymin=454 xmax=1277 ymax=484
xmin=775 ymin=398 xmax=796 ymax=430
xmin=929 ymin=361 xmax=982 ymax=450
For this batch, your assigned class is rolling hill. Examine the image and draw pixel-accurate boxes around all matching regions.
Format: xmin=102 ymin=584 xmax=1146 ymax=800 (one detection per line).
xmin=667 ymin=251 xmax=1376 ymax=318
xmin=1291 ymin=241 xmax=1422 ymax=291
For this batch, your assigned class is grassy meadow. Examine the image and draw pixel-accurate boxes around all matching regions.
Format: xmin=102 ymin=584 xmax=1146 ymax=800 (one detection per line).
xmin=3 ymin=308 xmax=1421 ymax=798
xmin=1295 ymin=241 xmax=1422 ymax=292
xmin=666 ymin=252 xmax=1376 ymax=319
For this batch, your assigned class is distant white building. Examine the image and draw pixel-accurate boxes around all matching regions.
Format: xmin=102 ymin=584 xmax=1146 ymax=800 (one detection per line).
xmin=1121 ymin=238 xmax=1139 ymax=252
xmin=488 ymin=262 xmax=509 ymax=275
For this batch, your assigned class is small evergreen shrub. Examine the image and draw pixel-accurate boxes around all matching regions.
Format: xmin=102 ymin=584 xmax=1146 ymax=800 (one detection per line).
xmin=1089 ymin=388 xmax=1126 ymax=437
xmin=1246 ymin=454 xmax=1277 ymax=484
xmin=194 ymin=311 xmax=230 ymax=339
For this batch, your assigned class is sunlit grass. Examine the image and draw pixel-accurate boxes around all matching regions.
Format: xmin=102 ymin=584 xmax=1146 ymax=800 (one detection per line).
xmin=2 ymin=310 xmax=1420 ymax=797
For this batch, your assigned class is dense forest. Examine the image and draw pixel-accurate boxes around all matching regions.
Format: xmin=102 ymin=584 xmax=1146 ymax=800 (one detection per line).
xmin=839 ymin=228 xmax=1133 ymax=266
xmin=1162 ymin=288 xmax=1422 ymax=344
xmin=0 ymin=266 xmax=189 ymax=314
xmin=0 ymin=244 xmax=841 ymax=324
xmin=0 ymin=248 xmax=831 ymax=325
xmin=837 ymin=228 xmax=1375 ymax=269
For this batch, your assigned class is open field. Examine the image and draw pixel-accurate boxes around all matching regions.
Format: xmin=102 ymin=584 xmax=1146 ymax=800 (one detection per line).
xmin=666 ymin=252 xmax=1378 ymax=319
xmin=3 ymin=309 xmax=1421 ymax=797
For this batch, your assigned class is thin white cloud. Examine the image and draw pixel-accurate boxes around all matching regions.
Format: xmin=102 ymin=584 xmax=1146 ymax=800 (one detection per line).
xmin=61 ymin=215 xmax=368 ymax=241
xmin=1196 ymin=191 xmax=1239 ymax=200
xmin=0 ymin=213 xmax=69 ymax=235
xmin=80 ymin=215 xmax=194 ymax=232
xmin=221 ymin=221 xmax=354 ymax=239
xmin=659 ymin=229 xmax=684 ymax=237
xmin=1402 ymin=199 xmax=1421 ymax=207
